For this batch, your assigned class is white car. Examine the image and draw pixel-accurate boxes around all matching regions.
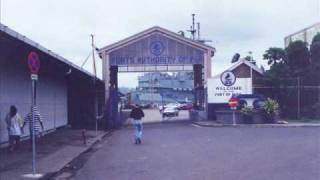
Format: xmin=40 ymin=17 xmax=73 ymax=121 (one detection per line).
xmin=164 ymin=103 xmax=181 ymax=109
xmin=162 ymin=107 xmax=179 ymax=117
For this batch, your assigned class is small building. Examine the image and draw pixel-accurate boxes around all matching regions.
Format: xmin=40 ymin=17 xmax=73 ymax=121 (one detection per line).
xmin=207 ymin=59 xmax=264 ymax=120
xmin=0 ymin=24 xmax=105 ymax=145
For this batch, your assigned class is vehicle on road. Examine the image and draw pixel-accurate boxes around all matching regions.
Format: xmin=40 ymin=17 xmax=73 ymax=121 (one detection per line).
xmin=162 ymin=107 xmax=179 ymax=117
xmin=178 ymin=103 xmax=193 ymax=110
xmin=159 ymin=103 xmax=181 ymax=112
xmin=232 ymin=94 xmax=265 ymax=110
xmin=140 ymin=103 xmax=152 ymax=109
xmin=165 ymin=103 xmax=181 ymax=109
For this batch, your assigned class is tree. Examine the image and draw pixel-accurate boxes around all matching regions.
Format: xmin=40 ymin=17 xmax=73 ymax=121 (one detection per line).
xmin=312 ymin=32 xmax=320 ymax=44
xmin=244 ymin=55 xmax=256 ymax=65
xmin=285 ymin=40 xmax=310 ymax=76
xmin=310 ymin=33 xmax=320 ymax=69
xmin=263 ymin=47 xmax=287 ymax=65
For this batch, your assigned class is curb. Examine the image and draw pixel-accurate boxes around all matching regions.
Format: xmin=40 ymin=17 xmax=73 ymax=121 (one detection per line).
xmin=41 ymin=130 xmax=112 ymax=180
xmin=192 ymin=122 xmax=320 ymax=128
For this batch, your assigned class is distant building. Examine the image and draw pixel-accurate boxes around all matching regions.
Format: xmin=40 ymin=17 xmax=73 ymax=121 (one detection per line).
xmin=284 ymin=22 xmax=320 ymax=47
xmin=129 ymin=72 xmax=194 ymax=105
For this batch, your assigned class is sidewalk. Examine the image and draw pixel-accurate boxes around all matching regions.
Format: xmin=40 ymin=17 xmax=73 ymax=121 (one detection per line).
xmin=193 ymin=120 xmax=320 ymax=128
xmin=0 ymin=127 xmax=110 ymax=180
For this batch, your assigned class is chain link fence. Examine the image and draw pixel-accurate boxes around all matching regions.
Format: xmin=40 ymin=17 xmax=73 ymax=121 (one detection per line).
xmin=254 ymin=77 xmax=320 ymax=120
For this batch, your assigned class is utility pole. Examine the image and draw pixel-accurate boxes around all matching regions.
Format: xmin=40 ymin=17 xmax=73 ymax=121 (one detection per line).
xmin=0 ymin=0 xmax=2 ymax=23
xmin=248 ymin=51 xmax=253 ymax=94
xmin=197 ymin=22 xmax=200 ymax=40
xmin=297 ymin=76 xmax=301 ymax=119
xmin=91 ymin=34 xmax=98 ymax=136
xmin=187 ymin=14 xmax=196 ymax=40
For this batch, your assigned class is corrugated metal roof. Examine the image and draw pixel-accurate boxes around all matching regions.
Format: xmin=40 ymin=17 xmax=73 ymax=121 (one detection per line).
xmin=0 ymin=23 xmax=101 ymax=80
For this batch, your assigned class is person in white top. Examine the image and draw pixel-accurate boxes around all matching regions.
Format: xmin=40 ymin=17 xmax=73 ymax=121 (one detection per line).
xmin=5 ymin=106 xmax=23 ymax=152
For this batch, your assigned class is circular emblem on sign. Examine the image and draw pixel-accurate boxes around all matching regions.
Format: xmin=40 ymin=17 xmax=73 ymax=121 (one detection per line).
xmin=220 ymin=71 xmax=236 ymax=86
xmin=150 ymin=41 xmax=164 ymax=56
xmin=28 ymin=52 xmax=40 ymax=74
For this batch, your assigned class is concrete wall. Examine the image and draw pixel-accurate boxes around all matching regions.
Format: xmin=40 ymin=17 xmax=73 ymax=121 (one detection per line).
xmin=0 ymin=54 xmax=68 ymax=144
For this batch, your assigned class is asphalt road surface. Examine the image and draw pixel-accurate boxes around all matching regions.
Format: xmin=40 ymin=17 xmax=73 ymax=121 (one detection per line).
xmin=59 ymin=123 xmax=320 ymax=180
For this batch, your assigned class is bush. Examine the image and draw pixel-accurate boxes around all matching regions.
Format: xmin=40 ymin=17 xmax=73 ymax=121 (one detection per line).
xmin=260 ymin=98 xmax=280 ymax=123
xmin=240 ymin=106 xmax=254 ymax=124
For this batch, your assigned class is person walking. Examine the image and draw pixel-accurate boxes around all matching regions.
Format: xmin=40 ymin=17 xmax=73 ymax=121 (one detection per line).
xmin=22 ymin=106 xmax=44 ymax=147
xmin=130 ymin=104 xmax=145 ymax=144
xmin=5 ymin=106 xmax=23 ymax=152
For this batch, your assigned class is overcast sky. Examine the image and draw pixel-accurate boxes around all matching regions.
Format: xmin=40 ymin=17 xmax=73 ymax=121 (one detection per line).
xmin=1 ymin=0 xmax=319 ymax=87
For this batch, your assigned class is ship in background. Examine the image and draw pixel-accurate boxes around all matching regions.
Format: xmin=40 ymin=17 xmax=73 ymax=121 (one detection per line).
xmin=121 ymin=72 xmax=194 ymax=107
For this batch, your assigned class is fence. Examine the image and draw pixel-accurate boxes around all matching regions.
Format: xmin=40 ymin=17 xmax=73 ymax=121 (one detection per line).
xmin=254 ymin=77 xmax=320 ymax=120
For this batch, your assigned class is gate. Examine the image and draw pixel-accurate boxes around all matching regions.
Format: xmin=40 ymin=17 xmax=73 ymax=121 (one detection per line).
xmin=100 ymin=26 xmax=215 ymax=128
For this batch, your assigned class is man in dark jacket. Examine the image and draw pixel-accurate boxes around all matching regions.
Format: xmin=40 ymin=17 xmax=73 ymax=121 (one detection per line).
xmin=130 ymin=104 xmax=145 ymax=144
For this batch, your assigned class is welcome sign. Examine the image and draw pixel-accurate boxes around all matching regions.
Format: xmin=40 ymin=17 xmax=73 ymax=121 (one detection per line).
xmin=109 ymin=34 xmax=205 ymax=66
xmin=208 ymin=72 xmax=252 ymax=103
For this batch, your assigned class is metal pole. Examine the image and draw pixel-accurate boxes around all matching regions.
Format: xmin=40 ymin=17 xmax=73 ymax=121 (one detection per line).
xmin=31 ymin=79 xmax=36 ymax=174
xmin=232 ymin=108 xmax=236 ymax=125
xmin=297 ymin=76 xmax=301 ymax=119
xmin=249 ymin=51 xmax=253 ymax=94
xmin=91 ymin=34 xmax=98 ymax=136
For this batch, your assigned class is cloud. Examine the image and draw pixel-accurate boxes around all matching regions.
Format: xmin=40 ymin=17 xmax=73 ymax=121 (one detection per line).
xmin=2 ymin=0 xmax=319 ymax=87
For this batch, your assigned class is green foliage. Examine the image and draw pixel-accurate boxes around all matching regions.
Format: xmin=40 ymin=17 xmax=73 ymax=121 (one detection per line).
xmin=261 ymin=38 xmax=319 ymax=120
xmin=311 ymin=33 xmax=320 ymax=44
xmin=310 ymin=34 xmax=320 ymax=70
xmin=244 ymin=55 xmax=256 ymax=65
xmin=263 ymin=47 xmax=287 ymax=65
xmin=244 ymin=56 xmax=251 ymax=61
xmin=240 ymin=105 xmax=254 ymax=115
xmin=261 ymin=98 xmax=280 ymax=115
xmin=285 ymin=40 xmax=310 ymax=76
xmin=262 ymin=62 xmax=291 ymax=86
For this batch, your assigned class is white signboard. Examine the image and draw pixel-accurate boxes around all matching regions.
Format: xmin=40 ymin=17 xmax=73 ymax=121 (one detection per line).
xmin=208 ymin=74 xmax=252 ymax=103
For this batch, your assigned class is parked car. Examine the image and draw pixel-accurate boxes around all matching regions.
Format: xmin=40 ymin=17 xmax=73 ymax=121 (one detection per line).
xmin=140 ymin=103 xmax=151 ymax=109
xmin=178 ymin=103 xmax=193 ymax=110
xmin=162 ymin=107 xmax=179 ymax=117
xmin=232 ymin=94 xmax=265 ymax=110
xmin=164 ymin=103 xmax=182 ymax=109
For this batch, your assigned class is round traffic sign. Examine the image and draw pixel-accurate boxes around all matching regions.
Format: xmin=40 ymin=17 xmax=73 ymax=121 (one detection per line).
xmin=28 ymin=52 xmax=40 ymax=74
xmin=228 ymin=97 xmax=239 ymax=108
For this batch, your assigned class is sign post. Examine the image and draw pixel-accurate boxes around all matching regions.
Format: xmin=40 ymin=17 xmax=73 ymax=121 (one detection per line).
xmin=228 ymin=97 xmax=238 ymax=125
xmin=27 ymin=52 xmax=40 ymax=177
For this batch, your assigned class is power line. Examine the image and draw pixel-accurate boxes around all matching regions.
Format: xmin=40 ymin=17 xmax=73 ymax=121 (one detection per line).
xmin=81 ymin=51 xmax=93 ymax=68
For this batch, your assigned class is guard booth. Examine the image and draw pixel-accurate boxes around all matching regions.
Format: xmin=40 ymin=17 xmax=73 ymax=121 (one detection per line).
xmin=99 ymin=26 xmax=215 ymax=128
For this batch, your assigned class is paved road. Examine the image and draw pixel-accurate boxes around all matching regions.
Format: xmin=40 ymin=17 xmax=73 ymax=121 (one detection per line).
xmin=61 ymin=123 xmax=320 ymax=180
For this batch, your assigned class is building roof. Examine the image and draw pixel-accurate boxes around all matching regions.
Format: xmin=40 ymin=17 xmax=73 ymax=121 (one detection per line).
xmin=213 ymin=59 xmax=264 ymax=78
xmin=0 ymin=23 xmax=100 ymax=80
xmin=99 ymin=26 xmax=216 ymax=55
